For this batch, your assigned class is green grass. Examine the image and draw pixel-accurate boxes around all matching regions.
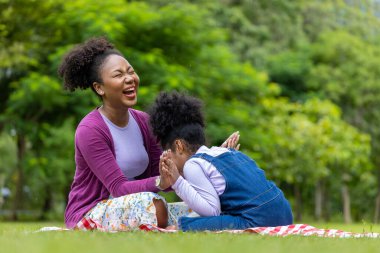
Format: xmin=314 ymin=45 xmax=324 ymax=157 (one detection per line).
xmin=1 ymin=222 xmax=380 ymax=253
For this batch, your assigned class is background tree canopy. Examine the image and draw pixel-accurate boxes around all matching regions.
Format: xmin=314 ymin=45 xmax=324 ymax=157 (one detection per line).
xmin=1 ymin=0 xmax=379 ymax=223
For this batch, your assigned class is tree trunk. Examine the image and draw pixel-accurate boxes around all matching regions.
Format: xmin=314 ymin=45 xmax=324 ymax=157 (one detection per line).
xmin=322 ymin=181 xmax=330 ymax=222
xmin=39 ymin=186 xmax=53 ymax=220
xmin=294 ymin=184 xmax=302 ymax=222
xmin=374 ymin=168 xmax=380 ymax=223
xmin=341 ymin=183 xmax=352 ymax=224
xmin=375 ymin=194 xmax=380 ymax=223
xmin=11 ymin=134 xmax=26 ymax=221
xmin=0 ymin=173 xmax=4 ymax=209
xmin=63 ymin=181 xmax=71 ymax=207
xmin=314 ymin=180 xmax=323 ymax=221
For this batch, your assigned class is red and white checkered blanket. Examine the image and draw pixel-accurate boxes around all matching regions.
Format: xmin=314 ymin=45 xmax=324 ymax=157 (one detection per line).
xmin=39 ymin=218 xmax=374 ymax=238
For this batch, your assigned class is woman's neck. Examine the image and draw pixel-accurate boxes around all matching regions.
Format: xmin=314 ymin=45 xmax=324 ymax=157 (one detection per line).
xmin=99 ymin=104 xmax=129 ymax=127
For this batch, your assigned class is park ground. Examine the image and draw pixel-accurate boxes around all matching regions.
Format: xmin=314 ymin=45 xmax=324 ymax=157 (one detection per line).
xmin=1 ymin=222 xmax=380 ymax=253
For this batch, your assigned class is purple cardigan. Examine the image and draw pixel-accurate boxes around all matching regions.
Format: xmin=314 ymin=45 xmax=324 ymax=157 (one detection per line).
xmin=64 ymin=108 xmax=162 ymax=228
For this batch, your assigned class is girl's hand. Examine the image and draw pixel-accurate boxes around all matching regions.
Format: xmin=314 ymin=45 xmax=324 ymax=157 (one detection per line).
xmin=221 ymin=131 xmax=240 ymax=150
xmin=158 ymin=151 xmax=172 ymax=190
xmin=161 ymin=150 xmax=180 ymax=186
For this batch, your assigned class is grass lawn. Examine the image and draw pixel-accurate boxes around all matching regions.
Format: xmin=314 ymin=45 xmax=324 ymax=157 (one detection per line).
xmin=1 ymin=222 xmax=380 ymax=253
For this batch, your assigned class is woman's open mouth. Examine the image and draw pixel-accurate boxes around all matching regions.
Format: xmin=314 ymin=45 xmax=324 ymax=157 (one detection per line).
xmin=122 ymin=87 xmax=136 ymax=98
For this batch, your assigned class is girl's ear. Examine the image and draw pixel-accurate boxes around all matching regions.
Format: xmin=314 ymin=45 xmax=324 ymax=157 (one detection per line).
xmin=174 ymin=139 xmax=184 ymax=154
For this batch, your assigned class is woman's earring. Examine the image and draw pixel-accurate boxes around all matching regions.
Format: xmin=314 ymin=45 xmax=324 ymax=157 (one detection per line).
xmin=99 ymin=91 xmax=104 ymax=95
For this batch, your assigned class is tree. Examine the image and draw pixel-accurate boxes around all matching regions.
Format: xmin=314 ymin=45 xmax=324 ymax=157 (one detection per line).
xmin=255 ymin=97 xmax=371 ymax=222
xmin=3 ymin=73 xmax=68 ymax=219
xmin=308 ymin=31 xmax=380 ymax=222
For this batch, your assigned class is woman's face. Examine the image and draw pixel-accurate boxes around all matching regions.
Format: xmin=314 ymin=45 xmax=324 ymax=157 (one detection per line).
xmin=98 ymin=54 xmax=140 ymax=109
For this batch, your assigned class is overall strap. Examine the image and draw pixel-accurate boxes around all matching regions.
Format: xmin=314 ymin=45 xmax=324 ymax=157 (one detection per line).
xmin=191 ymin=152 xmax=216 ymax=162
xmin=191 ymin=148 xmax=236 ymax=160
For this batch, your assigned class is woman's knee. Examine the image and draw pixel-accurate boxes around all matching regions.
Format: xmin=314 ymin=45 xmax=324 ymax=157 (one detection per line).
xmin=153 ymin=198 xmax=168 ymax=228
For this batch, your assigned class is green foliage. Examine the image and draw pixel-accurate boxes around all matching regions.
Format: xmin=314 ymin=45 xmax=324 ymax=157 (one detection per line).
xmin=204 ymin=0 xmax=380 ymax=220
xmin=7 ymin=73 xmax=67 ymax=120
xmin=0 ymin=0 xmax=378 ymax=222
xmin=267 ymin=47 xmax=313 ymax=98
xmin=256 ymin=98 xmax=370 ymax=183
xmin=25 ymin=119 xmax=75 ymax=214
xmin=253 ymin=96 xmax=372 ymax=217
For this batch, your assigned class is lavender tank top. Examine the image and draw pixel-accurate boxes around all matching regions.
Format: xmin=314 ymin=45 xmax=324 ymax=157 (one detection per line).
xmin=100 ymin=111 xmax=149 ymax=180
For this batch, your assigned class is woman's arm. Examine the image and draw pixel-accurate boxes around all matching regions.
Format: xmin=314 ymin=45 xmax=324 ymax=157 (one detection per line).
xmin=76 ymin=125 xmax=158 ymax=196
xmin=146 ymin=127 xmax=162 ymax=177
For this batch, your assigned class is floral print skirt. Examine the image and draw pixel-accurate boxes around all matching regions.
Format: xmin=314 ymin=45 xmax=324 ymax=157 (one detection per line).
xmin=80 ymin=192 xmax=197 ymax=231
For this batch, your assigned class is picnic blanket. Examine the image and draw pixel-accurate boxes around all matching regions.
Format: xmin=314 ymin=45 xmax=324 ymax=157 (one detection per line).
xmin=37 ymin=218 xmax=380 ymax=238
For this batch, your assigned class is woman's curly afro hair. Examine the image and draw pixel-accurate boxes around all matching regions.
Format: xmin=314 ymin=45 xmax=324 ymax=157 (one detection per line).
xmin=149 ymin=91 xmax=206 ymax=151
xmin=58 ymin=37 xmax=122 ymax=91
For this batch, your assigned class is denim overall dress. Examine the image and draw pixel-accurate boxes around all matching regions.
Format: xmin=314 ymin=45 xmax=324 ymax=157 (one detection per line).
xmin=179 ymin=149 xmax=293 ymax=231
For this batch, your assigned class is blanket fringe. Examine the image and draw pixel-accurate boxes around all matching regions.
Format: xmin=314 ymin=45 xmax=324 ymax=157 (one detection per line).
xmin=35 ymin=219 xmax=380 ymax=238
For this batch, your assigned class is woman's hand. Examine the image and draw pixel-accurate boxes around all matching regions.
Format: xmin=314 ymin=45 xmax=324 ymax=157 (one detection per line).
xmin=221 ymin=131 xmax=240 ymax=150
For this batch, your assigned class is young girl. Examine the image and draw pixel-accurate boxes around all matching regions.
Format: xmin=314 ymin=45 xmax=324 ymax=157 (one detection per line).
xmin=149 ymin=92 xmax=293 ymax=231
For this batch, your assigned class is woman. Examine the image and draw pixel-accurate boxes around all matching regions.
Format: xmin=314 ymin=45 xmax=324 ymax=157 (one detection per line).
xmin=58 ymin=37 xmax=238 ymax=231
